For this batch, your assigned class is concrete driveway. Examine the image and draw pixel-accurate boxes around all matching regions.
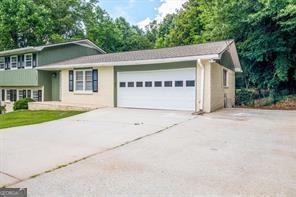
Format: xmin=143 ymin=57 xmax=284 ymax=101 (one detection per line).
xmin=1 ymin=108 xmax=296 ymax=196
xmin=0 ymin=108 xmax=194 ymax=187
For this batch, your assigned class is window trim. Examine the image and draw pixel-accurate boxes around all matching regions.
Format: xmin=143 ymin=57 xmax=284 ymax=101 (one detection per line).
xmin=24 ymin=53 xmax=33 ymax=68
xmin=223 ymin=68 xmax=228 ymax=88
xmin=10 ymin=55 xmax=18 ymax=70
xmin=0 ymin=57 xmax=5 ymax=70
xmin=74 ymin=69 xmax=93 ymax=93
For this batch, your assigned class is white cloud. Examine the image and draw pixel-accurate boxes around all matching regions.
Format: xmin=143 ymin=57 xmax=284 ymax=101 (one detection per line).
xmin=155 ymin=0 xmax=188 ymax=22
xmin=137 ymin=0 xmax=188 ymax=29
xmin=137 ymin=17 xmax=153 ymax=30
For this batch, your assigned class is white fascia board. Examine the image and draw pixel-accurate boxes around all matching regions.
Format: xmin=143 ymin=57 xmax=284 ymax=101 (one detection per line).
xmin=0 ymin=47 xmax=39 ymax=56
xmin=37 ymin=54 xmax=220 ymax=70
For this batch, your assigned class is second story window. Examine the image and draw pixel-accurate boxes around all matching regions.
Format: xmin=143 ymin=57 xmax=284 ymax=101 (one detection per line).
xmin=25 ymin=53 xmax=33 ymax=68
xmin=10 ymin=56 xmax=18 ymax=69
xmin=0 ymin=57 xmax=4 ymax=70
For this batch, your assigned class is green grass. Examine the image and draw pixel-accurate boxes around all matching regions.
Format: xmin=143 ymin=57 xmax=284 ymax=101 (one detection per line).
xmin=0 ymin=110 xmax=84 ymax=129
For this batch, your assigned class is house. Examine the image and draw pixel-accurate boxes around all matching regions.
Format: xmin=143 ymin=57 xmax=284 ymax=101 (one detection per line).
xmin=0 ymin=40 xmax=104 ymax=104
xmin=38 ymin=39 xmax=241 ymax=113
xmin=1 ymin=39 xmax=242 ymax=113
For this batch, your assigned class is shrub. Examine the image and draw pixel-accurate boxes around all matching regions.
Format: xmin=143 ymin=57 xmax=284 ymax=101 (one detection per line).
xmin=13 ymin=98 xmax=35 ymax=110
xmin=0 ymin=105 xmax=6 ymax=114
xmin=235 ymin=89 xmax=254 ymax=106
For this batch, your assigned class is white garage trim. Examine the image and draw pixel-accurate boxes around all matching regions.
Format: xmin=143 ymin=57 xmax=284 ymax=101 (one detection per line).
xmin=117 ymin=68 xmax=196 ymax=111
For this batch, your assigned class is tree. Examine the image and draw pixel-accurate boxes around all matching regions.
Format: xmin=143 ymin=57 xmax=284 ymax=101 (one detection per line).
xmin=0 ymin=0 xmax=51 ymax=50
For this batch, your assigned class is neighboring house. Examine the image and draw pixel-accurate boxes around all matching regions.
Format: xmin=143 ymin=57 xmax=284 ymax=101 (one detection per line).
xmin=36 ymin=39 xmax=242 ymax=113
xmin=0 ymin=40 xmax=105 ymax=103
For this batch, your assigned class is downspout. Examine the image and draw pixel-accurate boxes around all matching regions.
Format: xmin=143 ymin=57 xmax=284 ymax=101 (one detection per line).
xmin=197 ymin=59 xmax=205 ymax=112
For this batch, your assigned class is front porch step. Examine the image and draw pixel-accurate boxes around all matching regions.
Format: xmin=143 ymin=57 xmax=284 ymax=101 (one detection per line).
xmin=28 ymin=102 xmax=102 ymax=111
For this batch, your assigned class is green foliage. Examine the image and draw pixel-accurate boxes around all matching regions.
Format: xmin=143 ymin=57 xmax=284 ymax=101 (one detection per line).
xmin=0 ymin=0 xmax=295 ymax=93
xmin=0 ymin=110 xmax=84 ymax=129
xmin=0 ymin=0 xmax=154 ymax=52
xmin=235 ymin=89 xmax=254 ymax=106
xmin=13 ymin=98 xmax=34 ymax=111
xmin=0 ymin=105 xmax=6 ymax=114
xmin=149 ymin=0 xmax=296 ymax=93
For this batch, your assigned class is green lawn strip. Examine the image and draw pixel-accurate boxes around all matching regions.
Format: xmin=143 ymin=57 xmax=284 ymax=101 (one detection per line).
xmin=0 ymin=110 xmax=85 ymax=129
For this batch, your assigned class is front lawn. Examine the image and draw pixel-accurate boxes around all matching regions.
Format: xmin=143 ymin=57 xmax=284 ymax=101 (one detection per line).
xmin=0 ymin=110 xmax=84 ymax=129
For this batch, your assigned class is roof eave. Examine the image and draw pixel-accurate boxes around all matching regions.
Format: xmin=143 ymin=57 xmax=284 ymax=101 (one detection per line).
xmin=0 ymin=48 xmax=40 ymax=56
xmin=37 ymin=54 xmax=220 ymax=70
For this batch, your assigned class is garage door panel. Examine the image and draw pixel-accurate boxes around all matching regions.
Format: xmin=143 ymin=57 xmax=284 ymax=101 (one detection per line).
xmin=117 ymin=68 xmax=196 ymax=111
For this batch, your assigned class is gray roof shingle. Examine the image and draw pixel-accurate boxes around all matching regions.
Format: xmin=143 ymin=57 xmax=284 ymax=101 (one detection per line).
xmin=42 ymin=40 xmax=234 ymax=67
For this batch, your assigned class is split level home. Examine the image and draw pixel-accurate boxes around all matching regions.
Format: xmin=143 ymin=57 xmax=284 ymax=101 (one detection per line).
xmin=0 ymin=39 xmax=242 ymax=113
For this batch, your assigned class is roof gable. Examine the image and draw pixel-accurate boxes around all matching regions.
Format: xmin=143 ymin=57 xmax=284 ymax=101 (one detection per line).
xmin=39 ymin=40 xmax=242 ymax=72
xmin=0 ymin=39 xmax=105 ymax=56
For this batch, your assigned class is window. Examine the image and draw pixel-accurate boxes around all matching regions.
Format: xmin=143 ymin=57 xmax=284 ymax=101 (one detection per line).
xmin=0 ymin=57 xmax=5 ymax=70
xmin=74 ymin=70 xmax=93 ymax=92
xmin=6 ymin=90 xmax=17 ymax=101
xmin=119 ymin=82 xmax=126 ymax=87
xmin=18 ymin=90 xmax=23 ymax=99
xmin=136 ymin=81 xmax=143 ymax=87
xmin=23 ymin=90 xmax=27 ymax=98
xmin=27 ymin=90 xmax=31 ymax=98
xmin=127 ymin=82 xmax=134 ymax=87
xmin=6 ymin=90 xmax=10 ymax=101
xmin=10 ymin=56 xmax=18 ymax=69
xmin=175 ymin=81 xmax=183 ymax=87
xmin=85 ymin=70 xmax=92 ymax=91
xmin=186 ymin=80 xmax=195 ymax=87
xmin=33 ymin=90 xmax=39 ymax=101
xmin=25 ymin=53 xmax=33 ymax=68
xmin=164 ymin=81 xmax=172 ymax=87
xmin=223 ymin=69 xmax=228 ymax=87
xmin=75 ymin=71 xmax=84 ymax=91
xmin=154 ymin=81 xmax=162 ymax=87
xmin=145 ymin=81 xmax=152 ymax=87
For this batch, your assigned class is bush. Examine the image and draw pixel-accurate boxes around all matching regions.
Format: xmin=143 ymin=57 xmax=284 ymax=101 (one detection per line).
xmin=235 ymin=89 xmax=254 ymax=106
xmin=0 ymin=105 xmax=6 ymax=114
xmin=13 ymin=98 xmax=35 ymax=110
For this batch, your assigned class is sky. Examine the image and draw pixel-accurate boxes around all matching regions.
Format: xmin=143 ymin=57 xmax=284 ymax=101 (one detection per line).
xmin=99 ymin=0 xmax=188 ymax=29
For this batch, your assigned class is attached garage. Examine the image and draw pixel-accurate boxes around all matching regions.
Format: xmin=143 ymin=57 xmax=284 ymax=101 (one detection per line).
xmin=117 ymin=68 xmax=196 ymax=111
xmin=39 ymin=39 xmax=242 ymax=113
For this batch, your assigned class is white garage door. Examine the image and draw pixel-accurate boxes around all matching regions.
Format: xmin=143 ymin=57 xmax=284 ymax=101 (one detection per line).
xmin=117 ymin=68 xmax=196 ymax=111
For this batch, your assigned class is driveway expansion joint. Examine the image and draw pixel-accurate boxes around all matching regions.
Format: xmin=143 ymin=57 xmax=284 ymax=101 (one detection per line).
xmin=0 ymin=170 xmax=22 ymax=182
xmin=6 ymin=115 xmax=197 ymax=187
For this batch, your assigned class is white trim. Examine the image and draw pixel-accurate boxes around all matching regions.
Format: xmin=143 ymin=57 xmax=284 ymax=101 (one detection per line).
xmin=37 ymin=54 xmax=220 ymax=70
xmin=73 ymin=69 xmax=93 ymax=93
xmin=197 ymin=59 xmax=205 ymax=111
xmin=10 ymin=55 xmax=18 ymax=70
xmin=0 ymin=57 xmax=5 ymax=70
xmin=24 ymin=53 xmax=33 ymax=68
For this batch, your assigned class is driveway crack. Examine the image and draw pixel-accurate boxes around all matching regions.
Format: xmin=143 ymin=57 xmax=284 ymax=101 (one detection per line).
xmin=6 ymin=115 xmax=197 ymax=187
xmin=0 ymin=171 xmax=22 ymax=181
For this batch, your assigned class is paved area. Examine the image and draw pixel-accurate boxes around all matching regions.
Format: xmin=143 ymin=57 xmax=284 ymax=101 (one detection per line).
xmin=0 ymin=108 xmax=193 ymax=187
xmin=2 ymin=108 xmax=296 ymax=196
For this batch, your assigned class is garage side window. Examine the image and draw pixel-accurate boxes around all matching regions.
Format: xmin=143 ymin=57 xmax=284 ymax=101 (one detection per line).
xmin=223 ymin=69 xmax=228 ymax=87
